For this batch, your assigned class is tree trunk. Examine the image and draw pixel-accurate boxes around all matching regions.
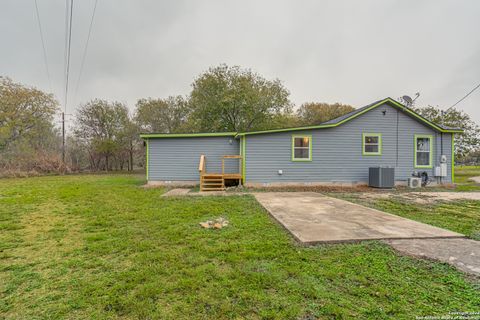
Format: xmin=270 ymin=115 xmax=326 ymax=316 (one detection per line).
xmin=129 ymin=143 xmax=134 ymax=171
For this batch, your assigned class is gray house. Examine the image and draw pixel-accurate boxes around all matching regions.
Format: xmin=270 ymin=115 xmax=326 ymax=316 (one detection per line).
xmin=140 ymin=98 xmax=462 ymax=190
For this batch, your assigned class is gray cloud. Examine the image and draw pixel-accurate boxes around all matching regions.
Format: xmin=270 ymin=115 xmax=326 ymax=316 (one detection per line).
xmin=1 ymin=0 xmax=479 ymax=124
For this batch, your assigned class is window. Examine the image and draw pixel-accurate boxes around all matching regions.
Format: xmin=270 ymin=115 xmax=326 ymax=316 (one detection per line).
xmin=292 ymin=135 xmax=312 ymax=161
xmin=415 ymin=134 xmax=433 ymax=168
xmin=362 ymin=133 xmax=382 ymax=155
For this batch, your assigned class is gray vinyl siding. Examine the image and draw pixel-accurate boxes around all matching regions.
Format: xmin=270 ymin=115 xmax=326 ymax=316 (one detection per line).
xmin=244 ymin=103 xmax=453 ymax=184
xmin=435 ymin=132 xmax=453 ymax=183
xmin=148 ymin=137 xmax=239 ymax=181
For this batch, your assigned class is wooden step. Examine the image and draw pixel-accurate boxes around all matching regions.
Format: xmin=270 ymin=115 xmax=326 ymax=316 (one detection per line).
xmin=200 ymin=173 xmax=225 ymax=191
xmin=202 ymin=181 xmax=223 ymax=184
xmin=201 ymin=187 xmax=225 ymax=191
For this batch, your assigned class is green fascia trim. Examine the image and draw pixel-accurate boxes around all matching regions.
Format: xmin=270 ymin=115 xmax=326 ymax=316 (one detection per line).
xmin=241 ymin=136 xmax=246 ymax=183
xmin=237 ymin=124 xmax=336 ymax=137
xmin=451 ymin=134 xmax=455 ymax=183
xmin=362 ymin=133 xmax=382 ymax=156
xmin=291 ymin=134 xmax=312 ymax=162
xmin=414 ymin=134 xmax=433 ymax=169
xmin=146 ymin=139 xmax=149 ymax=181
xmin=234 ymin=98 xmax=463 ymax=137
xmin=140 ymin=132 xmax=237 ymax=139
xmin=387 ymin=99 xmax=462 ymax=133
xmin=140 ymin=99 xmax=462 ymax=140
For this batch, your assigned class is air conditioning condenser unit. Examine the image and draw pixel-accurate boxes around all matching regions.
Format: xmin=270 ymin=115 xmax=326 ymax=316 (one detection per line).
xmin=408 ymin=177 xmax=422 ymax=188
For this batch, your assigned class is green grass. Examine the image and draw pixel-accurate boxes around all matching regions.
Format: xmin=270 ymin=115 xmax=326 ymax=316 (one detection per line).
xmin=454 ymin=165 xmax=480 ymax=191
xmin=333 ymin=193 xmax=480 ymax=240
xmin=0 ymin=175 xmax=479 ymax=319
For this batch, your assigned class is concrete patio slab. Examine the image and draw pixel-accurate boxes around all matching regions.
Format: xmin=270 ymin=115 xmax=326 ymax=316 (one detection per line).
xmin=253 ymin=192 xmax=464 ymax=244
xmin=385 ymin=238 xmax=480 ymax=276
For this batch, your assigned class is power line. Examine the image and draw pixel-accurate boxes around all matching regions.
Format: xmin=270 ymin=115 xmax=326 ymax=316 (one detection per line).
xmin=33 ymin=0 xmax=52 ymax=92
xmin=62 ymin=0 xmax=74 ymax=164
xmin=64 ymin=0 xmax=74 ymax=113
xmin=63 ymin=0 xmax=69 ymax=110
xmin=446 ymin=82 xmax=480 ymax=112
xmin=74 ymin=0 xmax=99 ymax=102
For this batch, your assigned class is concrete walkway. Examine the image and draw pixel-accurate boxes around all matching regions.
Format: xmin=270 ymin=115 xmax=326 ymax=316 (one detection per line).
xmin=253 ymin=192 xmax=463 ymax=244
xmin=469 ymin=176 xmax=480 ymax=184
xmin=385 ymin=238 xmax=480 ymax=276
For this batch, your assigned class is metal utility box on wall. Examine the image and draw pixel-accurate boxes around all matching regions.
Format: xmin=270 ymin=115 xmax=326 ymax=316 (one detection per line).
xmin=434 ymin=164 xmax=448 ymax=177
xmin=369 ymin=167 xmax=395 ymax=188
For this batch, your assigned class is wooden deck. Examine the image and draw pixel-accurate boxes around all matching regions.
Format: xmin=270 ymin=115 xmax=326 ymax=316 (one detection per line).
xmin=199 ymin=155 xmax=243 ymax=191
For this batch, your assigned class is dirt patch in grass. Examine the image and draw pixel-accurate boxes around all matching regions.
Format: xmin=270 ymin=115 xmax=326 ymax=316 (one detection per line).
xmin=243 ymin=184 xmax=377 ymax=193
xmin=21 ymin=201 xmax=82 ymax=250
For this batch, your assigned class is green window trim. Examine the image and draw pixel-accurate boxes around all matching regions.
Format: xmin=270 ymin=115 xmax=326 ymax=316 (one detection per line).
xmin=362 ymin=133 xmax=382 ymax=156
xmin=146 ymin=139 xmax=149 ymax=180
xmin=291 ymin=135 xmax=312 ymax=162
xmin=414 ymin=134 xmax=433 ymax=169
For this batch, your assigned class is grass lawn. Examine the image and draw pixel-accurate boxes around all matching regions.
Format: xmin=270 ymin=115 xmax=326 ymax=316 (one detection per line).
xmin=332 ymin=194 xmax=480 ymax=241
xmin=0 ymin=175 xmax=479 ymax=319
xmin=454 ymin=165 xmax=480 ymax=191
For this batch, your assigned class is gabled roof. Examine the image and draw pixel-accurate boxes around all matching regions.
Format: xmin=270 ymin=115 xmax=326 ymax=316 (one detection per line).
xmin=139 ymin=97 xmax=463 ymax=139
xmin=235 ymin=97 xmax=463 ymax=136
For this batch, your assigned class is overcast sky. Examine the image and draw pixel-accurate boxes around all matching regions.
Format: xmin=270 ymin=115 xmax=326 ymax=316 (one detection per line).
xmin=2 ymin=0 xmax=479 ymax=124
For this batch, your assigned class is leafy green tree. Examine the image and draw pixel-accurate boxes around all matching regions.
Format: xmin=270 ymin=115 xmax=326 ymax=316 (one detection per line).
xmin=0 ymin=77 xmax=58 ymax=150
xmin=413 ymin=105 xmax=480 ymax=160
xmin=74 ymin=99 xmax=130 ymax=171
xmin=135 ymin=96 xmax=190 ymax=133
xmin=269 ymin=113 xmax=301 ymax=129
xmin=116 ymin=118 xmax=141 ymax=171
xmin=296 ymin=102 xmax=354 ymax=126
xmin=0 ymin=77 xmax=62 ymax=175
xmin=188 ymin=64 xmax=292 ymax=132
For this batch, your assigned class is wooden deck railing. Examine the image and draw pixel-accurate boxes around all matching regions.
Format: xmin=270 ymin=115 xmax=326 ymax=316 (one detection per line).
xmin=221 ymin=155 xmax=242 ymax=177
xmin=198 ymin=154 xmax=206 ymax=175
xmin=198 ymin=154 xmax=242 ymax=191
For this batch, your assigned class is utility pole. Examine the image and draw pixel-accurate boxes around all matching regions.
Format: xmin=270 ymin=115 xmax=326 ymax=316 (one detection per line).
xmin=62 ymin=112 xmax=65 ymax=163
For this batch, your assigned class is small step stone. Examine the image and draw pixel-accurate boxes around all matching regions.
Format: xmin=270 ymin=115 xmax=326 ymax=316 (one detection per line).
xmin=161 ymin=189 xmax=191 ymax=197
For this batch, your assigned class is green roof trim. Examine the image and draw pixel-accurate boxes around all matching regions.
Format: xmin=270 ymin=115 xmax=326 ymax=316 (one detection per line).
xmin=140 ymin=132 xmax=237 ymax=139
xmin=234 ymin=98 xmax=463 ymax=137
xmin=139 ymin=98 xmax=463 ymax=140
